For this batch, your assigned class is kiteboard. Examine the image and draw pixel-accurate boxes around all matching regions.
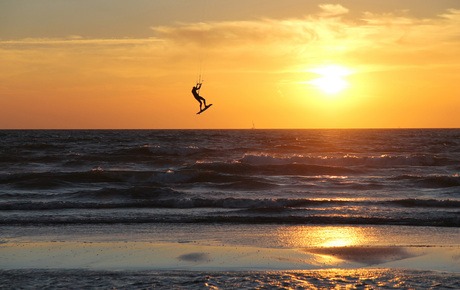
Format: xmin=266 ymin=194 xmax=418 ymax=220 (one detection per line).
xmin=197 ymin=104 xmax=213 ymax=115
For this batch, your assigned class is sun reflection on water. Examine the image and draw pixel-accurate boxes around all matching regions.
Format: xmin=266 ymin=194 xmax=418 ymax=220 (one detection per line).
xmin=319 ymin=227 xmax=363 ymax=248
xmin=272 ymin=226 xmax=369 ymax=249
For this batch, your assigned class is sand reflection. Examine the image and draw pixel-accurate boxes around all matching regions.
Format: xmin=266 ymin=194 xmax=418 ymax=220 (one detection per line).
xmin=281 ymin=226 xmax=417 ymax=266
xmin=177 ymin=252 xmax=213 ymax=263
xmin=304 ymin=247 xmax=416 ymax=266
xmin=270 ymin=226 xmax=420 ymax=266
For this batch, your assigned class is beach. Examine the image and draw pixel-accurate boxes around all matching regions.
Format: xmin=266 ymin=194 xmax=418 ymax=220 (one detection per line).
xmin=2 ymin=223 xmax=459 ymax=288
xmin=1 ymin=225 xmax=459 ymax=271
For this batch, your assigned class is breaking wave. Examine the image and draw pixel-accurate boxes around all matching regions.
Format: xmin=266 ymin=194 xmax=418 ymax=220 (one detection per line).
xmin=240 ymin=153 xmax=453 ymax=168
xmin=1 ymin=129 xmax=459 ymax=229
xmin=394 ymin=174 xmax=460 ymax=188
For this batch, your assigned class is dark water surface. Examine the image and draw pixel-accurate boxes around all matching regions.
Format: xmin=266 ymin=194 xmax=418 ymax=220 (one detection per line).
xmin=1 ymin=129 xmax=459 ymax=226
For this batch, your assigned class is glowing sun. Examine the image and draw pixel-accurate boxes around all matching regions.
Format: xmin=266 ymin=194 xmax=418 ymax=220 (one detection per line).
xmin=309 ymin=65 xmax=351 ymax=94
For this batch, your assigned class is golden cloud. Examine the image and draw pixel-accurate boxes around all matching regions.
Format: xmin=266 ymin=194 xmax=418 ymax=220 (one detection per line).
xmin=318 ymin=4 xmax=350 ymax=17
xmin=2 ymin=5 xmax=460 ymax=83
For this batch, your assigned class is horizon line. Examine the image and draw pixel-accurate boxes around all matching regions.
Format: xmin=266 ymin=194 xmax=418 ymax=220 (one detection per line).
xmin=1 ymin=127 xmax=459 ymax=130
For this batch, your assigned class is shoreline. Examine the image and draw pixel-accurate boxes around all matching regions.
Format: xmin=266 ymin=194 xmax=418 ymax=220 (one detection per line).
xmin=1 ymin=240 xmax=459 ymax=272
xmin=2 ymin=224 xmax=459 ymax=273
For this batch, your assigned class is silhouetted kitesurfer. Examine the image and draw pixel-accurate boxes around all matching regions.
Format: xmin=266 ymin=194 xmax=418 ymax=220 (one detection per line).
xmin=192 ymin=83 xmax=207 ymax=111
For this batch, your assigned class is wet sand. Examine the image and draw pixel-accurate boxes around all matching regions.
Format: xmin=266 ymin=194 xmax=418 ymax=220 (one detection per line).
xmin=2 ymin=224 xmax=459 ymax=273
xmin=1 ymin=240 xmax=459 ymax=272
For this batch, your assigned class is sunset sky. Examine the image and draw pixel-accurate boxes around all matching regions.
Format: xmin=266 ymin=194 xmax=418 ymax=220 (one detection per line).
xmin=1 ymin=0 xmax=460 ymax=129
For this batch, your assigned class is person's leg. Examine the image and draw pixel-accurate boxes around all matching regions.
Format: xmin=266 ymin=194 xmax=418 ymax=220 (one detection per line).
xmin=200 ymin=96 xmax=207 ymax=107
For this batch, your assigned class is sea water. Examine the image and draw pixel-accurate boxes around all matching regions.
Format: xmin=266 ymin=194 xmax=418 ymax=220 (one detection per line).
xmin=0 ymin=129 xmax=459 ymax=288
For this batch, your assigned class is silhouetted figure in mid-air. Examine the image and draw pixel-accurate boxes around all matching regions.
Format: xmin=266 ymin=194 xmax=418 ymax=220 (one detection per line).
xmin=192 ymin=83 xmax=207 ymax=111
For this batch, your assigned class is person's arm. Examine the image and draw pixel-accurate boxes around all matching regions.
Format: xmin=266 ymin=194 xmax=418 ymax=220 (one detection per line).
xmin=197 ymin=83 xmax=202 ymax=90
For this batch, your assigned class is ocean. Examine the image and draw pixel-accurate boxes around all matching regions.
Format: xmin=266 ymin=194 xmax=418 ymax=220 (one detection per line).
xmin=1 ymin=129 xmax=459 ymax=289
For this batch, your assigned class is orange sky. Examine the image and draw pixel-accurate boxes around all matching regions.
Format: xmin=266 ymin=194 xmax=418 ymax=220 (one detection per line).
xmin=1 ymin=0 xmax=460 ymax=129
